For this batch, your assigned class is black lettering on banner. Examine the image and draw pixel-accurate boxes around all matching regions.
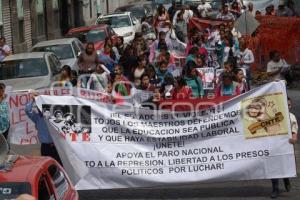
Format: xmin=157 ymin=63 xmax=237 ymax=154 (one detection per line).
xmin=235 ymin=150 xmax=270 ymax=159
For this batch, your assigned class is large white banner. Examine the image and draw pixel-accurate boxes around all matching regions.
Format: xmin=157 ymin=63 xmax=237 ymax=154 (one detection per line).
xmin=35 ymin=81 xmax=296 ymax=189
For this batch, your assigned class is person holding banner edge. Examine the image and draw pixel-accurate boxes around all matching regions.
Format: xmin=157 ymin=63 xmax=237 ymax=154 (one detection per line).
xmin=25 ymin=92 xmax=63 ymax=166
xmin=270 ymin=97 xmax=298 ymax=198
xmin=0 ymin=83 xmax=10 ymax=140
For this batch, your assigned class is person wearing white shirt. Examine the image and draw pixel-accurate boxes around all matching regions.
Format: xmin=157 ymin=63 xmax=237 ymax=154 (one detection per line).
xmin=87 ymin=64 xmax=110 ymax=92
xmin=197 ymin=0 xmax=212 ymax=18
xmin=0 ymin=37 xmax=12 ymax=61
xmin=238 ymin=39 xmax=254 ymax=85
xmin=172 ymin=5 xmax=193 ymax=26
xmin=267 ymin=50 xmax=290 ymax=81
xmin=216 ymin=4 xmax=235 ymax=21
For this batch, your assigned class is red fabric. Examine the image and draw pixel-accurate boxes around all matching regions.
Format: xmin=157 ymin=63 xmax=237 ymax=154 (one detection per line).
xmin=159 ymin=96 xmax=234 ymax=111
xmin=172 ymin=86 xmax=193 ymax=99
xmin=248 ymin=16 xmax=300 ymax=69
xmin=189 ymin=17 xmax=225 ymax=32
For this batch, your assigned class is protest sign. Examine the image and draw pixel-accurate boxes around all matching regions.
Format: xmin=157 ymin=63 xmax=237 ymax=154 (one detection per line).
xmin=8 ymin=87 xmax=111 ymax=144
xmin=35 ymin=81 xmax=296 ymax=189
xmin=197 ymin=68 xmax=215 ymax=89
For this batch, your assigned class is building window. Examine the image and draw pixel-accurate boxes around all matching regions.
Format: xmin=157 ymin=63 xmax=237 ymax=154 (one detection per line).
xmin=17 ymin=0 xmax=25 ymax=43
xmin=36 ymin=0 xmax=45 ymax=36
xmin=0 ymin=0 xmax=3 ymax=37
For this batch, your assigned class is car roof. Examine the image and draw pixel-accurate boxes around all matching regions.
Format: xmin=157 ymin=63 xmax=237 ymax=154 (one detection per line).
xmin=0 ymin=156 xmax=55 ymax=183
xmin=32 ymin=38 xmax=77 ymax=48
xmin=99 ymin=12 xmax=131 ymax=18
xmin=68 ymin=24 xmax=108 ymax=34
xmin=2 ymin=52 xmax=50 ymax=61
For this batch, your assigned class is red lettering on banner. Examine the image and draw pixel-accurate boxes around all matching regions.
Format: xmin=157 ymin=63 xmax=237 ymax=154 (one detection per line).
xmin=83 ymin=133 xmax=90 ymax=141
xmin=61 ymin=88 xmax=70 ymax=95
xmin=70 ymin=133 xmax=77 ymax=141
xmin=19 ymin=108 xmax=27 ymax=122
xmin=9 ymin=93 xmax=30 ymax=108
xmin=20 ymin=139 xmax=30 ymax=145
xmin=26 ymin=122 xmax=35 ymax=135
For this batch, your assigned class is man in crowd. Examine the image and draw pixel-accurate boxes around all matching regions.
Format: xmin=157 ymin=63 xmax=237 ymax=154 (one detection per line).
xmin=276 ymin=0 xmax=289 ymax=17
xmin=25 ymin=92 xmax=63 ymax=166
xmin=168 ymin=1 xmax=177 ymax=22
xmin=197 ymin=0 xmax=212 ymax=18
xmin=172 ymin=5 xmax=193 ymax=27
xmin=216 ymin=4 xmax=235 ymax=21
xmin=247 ymin=2 xmax=254 ymax=16
xmin=267 ymin=50 xmax=290 ymax=82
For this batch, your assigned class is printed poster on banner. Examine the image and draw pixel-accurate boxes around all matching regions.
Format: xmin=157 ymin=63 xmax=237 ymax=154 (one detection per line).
xmin=242 ymin=92 xmax=288 ymax=139
xmin=197 ymin=68 xmax=215 ymax=89
xmin=35 ymin=81 xmax=296 ymax=190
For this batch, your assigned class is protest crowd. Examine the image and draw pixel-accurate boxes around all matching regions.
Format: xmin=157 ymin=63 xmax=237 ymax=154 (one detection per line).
xmin=0 ymin=0 xmax=300 ymax=199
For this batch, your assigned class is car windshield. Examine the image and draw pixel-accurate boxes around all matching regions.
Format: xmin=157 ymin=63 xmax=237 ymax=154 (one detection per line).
xmin=33 ymin=44 xmax=74 ymax=60
xmin=86 ymin=29 xmax=106 ymax=43
xmin=0 ymin=182 xmax=32 ymax=199
xmin=0 ymin=58 xmax=49 ymax=80
xmin=97 ymin=16 xmax=131 ymax=28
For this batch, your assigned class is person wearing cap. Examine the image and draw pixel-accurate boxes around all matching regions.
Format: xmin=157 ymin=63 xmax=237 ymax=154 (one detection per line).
xmin=87 ymin=63 xmax=110 ymax=92
xmin=25 ymin=92 xmax=62 ymax=166
xmin=0 ymin=83 xmax=9 ymax=140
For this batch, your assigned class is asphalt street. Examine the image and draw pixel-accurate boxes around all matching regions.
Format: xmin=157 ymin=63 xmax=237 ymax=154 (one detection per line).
xmin=11 ymin=90 xmax=300 ymax=200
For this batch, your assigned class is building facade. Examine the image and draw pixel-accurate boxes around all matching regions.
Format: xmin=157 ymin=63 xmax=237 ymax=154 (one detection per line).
xmin=0 ymin=0 xmax=135 ymax=53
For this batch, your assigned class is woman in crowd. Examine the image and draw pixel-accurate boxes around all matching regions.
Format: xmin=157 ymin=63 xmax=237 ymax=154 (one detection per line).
xmin=98 ymin=44 xmax=117 ymax=73
xmin=154 ymin=4 xmax=169 ymax=33
xmin=146 ymin=64 xmax=160 ymax=86
xmin=215 ymin=72 xmax=240 ymax=97
xmin=174 ymin=11 xmax=188 ymax=43
xmin=104 ymin=37 xmax=120 ymax=62
xmin=115 ymin=36 xmax=125 ymax=56
xmin=87 ymin=63 xmax=110 ymax=92
xmin=184 ymin=61 xmax=204 ymax=98
xmin=156 ymin=60 xmax=173 ymax=86
xmin=230 ymin=1 xmax=242 ymax=18
xmin=156 ymin=43 xmax=175 ymax=69
xmin=140 ymin=74 xmax=155 ymax=92
xmin=59 ymin=65 xmax=74 ymax=87
xmin=234 ymin=68 xmax=249 ymax=94
xmin=119 ymin=45 xmax=138 ymax=80
xmin=133 ymin=56 xmax=147 ymax=87
xmin=172 ymin=77 xmax=192 ymax=99
xmin=0 ymin=83 xmax=9 ymax=140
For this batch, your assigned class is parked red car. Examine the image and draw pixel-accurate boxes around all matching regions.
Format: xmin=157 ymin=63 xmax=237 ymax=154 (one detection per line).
xmin=0 ymin=156 xmax=78 ymax=200
xmin=67 ymin=24 xmax=118 ymax=51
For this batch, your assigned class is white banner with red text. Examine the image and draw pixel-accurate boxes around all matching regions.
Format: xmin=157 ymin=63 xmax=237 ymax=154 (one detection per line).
xmin=35 ymin=81 xmax=296 ymax=189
